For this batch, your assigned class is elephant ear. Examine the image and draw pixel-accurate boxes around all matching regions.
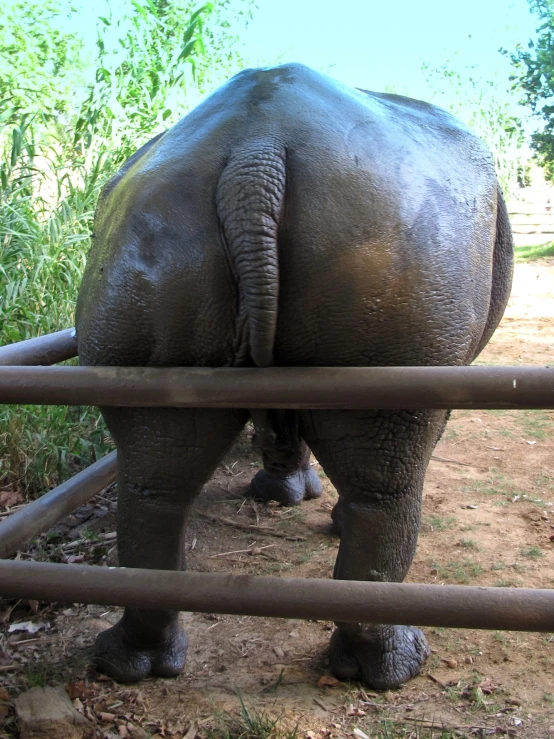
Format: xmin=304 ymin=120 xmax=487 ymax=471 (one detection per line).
xmin=216 ymin=139 xmax=287 ymax=368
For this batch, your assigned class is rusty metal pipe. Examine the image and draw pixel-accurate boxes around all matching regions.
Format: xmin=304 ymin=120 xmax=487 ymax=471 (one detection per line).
xmin=0 ymin=365 xmax=552 ymax=409
xmin=0 ymin=329 xmax=78 ymax=366
xmin=0 ymin=452 xmax=117 ymax=559
xmin=0 ymin=559 xmax=553 ymax=631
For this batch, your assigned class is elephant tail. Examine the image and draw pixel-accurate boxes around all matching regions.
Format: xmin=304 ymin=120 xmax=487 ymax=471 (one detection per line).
xmin=216 ymin=139 xmax=286 ymax=368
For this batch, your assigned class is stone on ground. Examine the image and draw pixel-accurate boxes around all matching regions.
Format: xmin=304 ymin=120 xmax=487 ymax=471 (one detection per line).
xmin=14 ymin=685 xmax=90 ymax=739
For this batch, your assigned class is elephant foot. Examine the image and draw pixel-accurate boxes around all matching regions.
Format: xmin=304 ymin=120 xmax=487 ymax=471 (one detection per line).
xmin=246 ymin=466 xmax=323 ymax=506
xmin=95 ymin=620 xmax=188 ymax=683
xmin=330 ymin=624 xmax=430 ymax=690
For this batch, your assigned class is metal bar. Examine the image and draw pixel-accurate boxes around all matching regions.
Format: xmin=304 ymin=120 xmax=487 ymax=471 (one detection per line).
xmin=0 ymin=329 xmax=78 ymax=366
xmin=0 ymin=452 xmax=117 ymax=559
xmin=0 ymin=560 xmax=553 ymax=631
xmin=0 ymin=365 xmax=552 ymax=409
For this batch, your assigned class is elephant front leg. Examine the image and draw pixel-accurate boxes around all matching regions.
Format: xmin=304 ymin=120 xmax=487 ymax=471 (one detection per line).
xmin=246 ymin=410 xmax=322 ymax=506
xmin=301 ymin=409 xmax=447 ymax=690
xmin=95 ymin=407 xmax=244 ymax=682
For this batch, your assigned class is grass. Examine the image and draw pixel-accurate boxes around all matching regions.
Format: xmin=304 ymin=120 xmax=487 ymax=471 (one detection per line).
xmin=0 ymin=402 xmax=112 ymax=498
xmin=462 ymin=469 xmax=511 ymax=499
xmin=24 ymin=662 xmax=54 ymax=689
xmin=431 ymin=559 xmax=484 ymax=584
xmin=207 ymin=695 xmax=298 ymax=739
xmin=519 ymin=410 xmax=554 ymax=441
xmin=0 ymin=125 xmax=114 ymax=494
xmin=458 ymin=538 xmax=479 ymax=550
xmin=514 ymin=242 xmax=554 ymax=261
xmin=425 ymin=515 xmax=457 ymax=532
xmin=521 ymin=546 xmax=544 ymax=558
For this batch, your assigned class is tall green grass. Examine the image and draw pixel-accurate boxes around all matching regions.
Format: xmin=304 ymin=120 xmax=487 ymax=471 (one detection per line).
xmin=0 ymin=0 xmax=249 ymax=497
xmin=0 ymin=133 xmax=114 ymax=496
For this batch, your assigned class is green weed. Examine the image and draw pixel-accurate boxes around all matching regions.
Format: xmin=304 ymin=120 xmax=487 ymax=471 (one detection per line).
xmin=431 ymin=560 xmax=484 ymax=584
xmin=521 ymin=546 xmax=544 ymax=558
xmin=425 ymin=516 xmax=457 ymax=532
xmin=207 ymin=694 xmax=298 ymax=739
xmin=24 ymin=662 xmax=52 ymax=688
xmin=458 ymin=538 xmax=479 ymax=550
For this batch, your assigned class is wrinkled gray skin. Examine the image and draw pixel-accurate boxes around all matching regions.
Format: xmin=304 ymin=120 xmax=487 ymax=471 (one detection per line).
xmin=76 ymin=63 xmax=513 ymax=689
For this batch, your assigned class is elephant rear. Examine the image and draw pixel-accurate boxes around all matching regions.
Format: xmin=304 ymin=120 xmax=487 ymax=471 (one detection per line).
xmin=75 ymin=64 xmax=513 ymax=690
xmin=78 ymin=63 xmax=511 ymax=373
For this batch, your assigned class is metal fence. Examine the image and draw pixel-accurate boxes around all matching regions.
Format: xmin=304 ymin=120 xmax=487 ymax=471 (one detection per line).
xmin=0 ymin=329 xmax=553 ymax=632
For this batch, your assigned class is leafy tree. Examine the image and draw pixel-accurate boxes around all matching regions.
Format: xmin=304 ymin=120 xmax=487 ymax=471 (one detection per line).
xmin=509 ymin=0 xmax=554 ymax=181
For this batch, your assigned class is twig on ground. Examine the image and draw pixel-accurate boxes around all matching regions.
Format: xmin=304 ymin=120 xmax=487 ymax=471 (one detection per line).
xmin=427 ymin=673 xmax=449 ymax=689
xmin=196 ymin=512 xmax=306 ymax=540
xmin=313 ymin=697 xmax=330 ymax=711
xmin=210 ymin=543 xmax=275 ymax=558
xmin=431 ymin=455 xmax=477 ymax=467
xmin=385 ymin=717 xmax=499 ymax=732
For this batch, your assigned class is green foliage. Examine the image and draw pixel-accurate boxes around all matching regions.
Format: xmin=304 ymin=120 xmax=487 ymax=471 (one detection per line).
xmin=0 ymin=0 xmax=251 ymax=494
xmin=0 ymin=1 xmax=84 ymax=119
xmin=208 ymin=694 xmax=298 ymax=739
xmin=422 ymin=63 xmax=529 ymax=198
xmin=74 ymin=0 xmax=214 ymax=166
xmin=508 ymin=0 xmax=554 ymax=181
xmin=515 ymin=241 xmax=554 ymax=260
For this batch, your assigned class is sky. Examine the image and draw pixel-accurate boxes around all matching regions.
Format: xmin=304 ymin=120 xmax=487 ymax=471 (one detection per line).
xmin=69 ymin=0 xmax=539 ymax=111
xmin=238 ymin=0 xmax=538 ymax=102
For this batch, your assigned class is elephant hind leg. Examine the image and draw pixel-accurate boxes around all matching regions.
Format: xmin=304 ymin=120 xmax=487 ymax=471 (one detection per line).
xmin=245 ymin=409 xmax=322 ymax=506
xmin=95 ymin=407 xmax=246 ymax=682
xmin=300 ymin=408 xmax=448 ymax=689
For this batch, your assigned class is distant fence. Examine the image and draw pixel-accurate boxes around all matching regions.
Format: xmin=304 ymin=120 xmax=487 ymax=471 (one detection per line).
xmin=510 ymin=209 xmax=554 ymax=235
xmin=509 ymin=203 xmax=554 ymax=247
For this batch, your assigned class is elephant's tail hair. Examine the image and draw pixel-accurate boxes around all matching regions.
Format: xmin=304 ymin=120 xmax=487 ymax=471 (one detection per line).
xmin=216 ymin=139 xmax=286 ymax=368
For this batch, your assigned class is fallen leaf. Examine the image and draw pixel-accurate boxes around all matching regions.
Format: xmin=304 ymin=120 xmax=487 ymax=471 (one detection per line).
xmin=318 ymin=674 xmax=341 ymax=688
xmin=0 ymin=688 xmax=10 ymax=701
xmin=345 ymin=705 xmax=366 ymax=716
xmin=353 ymin=729 xmax=370 ymax=739
xmin=99 ymin=711 xmax=116 ymax=722
xmin=67 ymin=680 xmax=93 ymax=700
xmin=8 ymin=621 xmax=48 ymax=634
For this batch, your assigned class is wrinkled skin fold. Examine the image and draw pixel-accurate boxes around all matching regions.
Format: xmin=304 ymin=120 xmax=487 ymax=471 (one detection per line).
xmin=76 ymin=63 xmax=513 ymax=688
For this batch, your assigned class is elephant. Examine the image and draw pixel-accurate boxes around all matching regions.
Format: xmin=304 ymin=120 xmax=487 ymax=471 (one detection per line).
xmin=75 ymin=63 xmax=513 ymax=689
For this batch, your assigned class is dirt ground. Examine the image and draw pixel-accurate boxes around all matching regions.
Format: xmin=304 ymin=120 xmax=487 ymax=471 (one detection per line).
xmin=1 ymin=259 xmax=553 ymax=739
